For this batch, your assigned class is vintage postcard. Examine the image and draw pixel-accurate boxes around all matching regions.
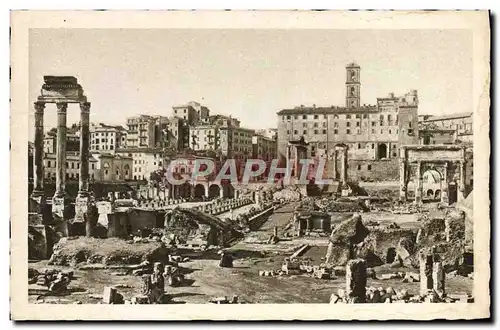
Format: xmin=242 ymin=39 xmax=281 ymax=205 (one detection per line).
xmin=10 ymin=10 xmax=490 ymax=320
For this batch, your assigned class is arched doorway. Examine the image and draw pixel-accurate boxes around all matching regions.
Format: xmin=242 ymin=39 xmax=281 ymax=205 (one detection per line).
xmin=426 ymin=189 xmax=434 ymax=198
xmin=378 ymin=143 xmax=387 ymax=159
xmin=208 ymin=184 xmax=221 ymax=199
xmin=194 ymin=184 xmax=206 ymax=198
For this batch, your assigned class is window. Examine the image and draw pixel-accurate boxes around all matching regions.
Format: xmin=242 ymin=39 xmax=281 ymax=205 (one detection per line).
xmin=372 ymin=121 xmax=376 ymax=126
xmin=286 ymin=130 xmax=290 ymax=135
xmin=358 ymin=143 xmax=361 ymax=149
xmin=334 ymin=115 xmax=339 ymax=119
xmin=389 ymin=129 xmax=392 ymax=134
xmin=363 ymin=114 xmax=368 ymax=119
xmin=346 ymin=129 xmax=351 ymax=134
xmin=372 ymin=129 xmax=375 ymax=133
xmin=302 ymin=115 xmax=307 ymax=119
xmin=346 ymin=115 xmax=351 ymax=119
xmin=71 ymin=162 xmax=74 ymax=169
xmin=334 ymin=129 xmax=338 ymax=134
xmin=334 ymin=122 xmax=339 ymax=128
xmin=294 ymin=115 xmax=298 ymax=119
xmin=322 ymin=129 xmax=327 ymax=134
xmin=357 ymin=165 xmax=361 ymax=170
xmin=65 ymin=162 xmax=68 ymax=168
xmin=105 ymin=170 xmax=108 ymax=175
xmin=314 ymin=123 xmax=318 ymax=128
xmin=91 ymin=164 xmax=95 ymax=169
xmin=110 ymin=145 xmax=114 ymax=150
xmin=367 ymin=165 xmax=372 ymax=171
xmin=314 ymin=115 xmax=319 ymax=119
xmin=392 ymin=152 xmax=397 ymax=157
xmin=303 ymin=130 xmax=307 ymax=135
xmin=286 ymin=115 xmax=291 ymax=120
xmin=314 ymin=130 xmax=319 ymax=135
xmin=347 ymin=122 xmax=351 ymax=127
xmin=323 ymin=115 xmax=328 ymax=119
xmin=323 ymin=122 xmax=327 ymax=127
xmin=409 ymin=121 xmax=412 ymax=128
xmin=294 ymin=130 xmax=298 ymax=135
xmin=371 ymin=144 xmax=374 ymax=149
xmin=381 ymin=129 xmax=384 ymax=134
xmin=356 ymin=122 xmax=360 ymax=127
xmin=47 ymin=160 xmax=51 ymax=167
xmin=303 ymin=123 xmax=307 ymax=128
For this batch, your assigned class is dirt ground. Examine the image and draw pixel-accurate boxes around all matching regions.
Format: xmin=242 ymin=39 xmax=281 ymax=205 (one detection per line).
xmin=29 ymin=201 xmax=473 ymax=304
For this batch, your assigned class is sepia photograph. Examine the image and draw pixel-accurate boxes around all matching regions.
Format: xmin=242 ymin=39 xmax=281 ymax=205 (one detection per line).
xmin=10 ymin=10 xmax=490 ymax=320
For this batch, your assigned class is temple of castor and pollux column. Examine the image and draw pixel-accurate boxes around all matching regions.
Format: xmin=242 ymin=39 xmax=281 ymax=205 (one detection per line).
xmin=30 ymin=76 xmax=96 ymax=236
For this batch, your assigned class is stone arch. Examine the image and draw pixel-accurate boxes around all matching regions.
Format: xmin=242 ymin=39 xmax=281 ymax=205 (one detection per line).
xmin=208 ymin=184 xmax=221 ymax=199
xmin=426 ymin=189 xmax=434 ymax=198
xmin=422 ymin=169 xmax=441 ymax=184
xmin=378 ymin=143 xmax=388 ymax=159
xmin=193 ymin=184 xmax=206 ymax=198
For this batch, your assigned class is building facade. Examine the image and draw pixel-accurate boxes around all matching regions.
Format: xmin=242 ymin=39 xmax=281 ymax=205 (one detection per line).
xmin=115 ymin=148 xmax=164 ymax=181
xmin=126 ymin=115 xmax=157 ymax=148
xmin=43 ymin=151 xmax=99 ymax=182
xmin=172 ymin=101 xmax=210 ymax=125
xmin=90 ymin=123 xmax=127 ymax=154
xmin=277 ymin=63 xmax=419 ymax=181
xmin=91 ymin=153 xmax=133 ymax=182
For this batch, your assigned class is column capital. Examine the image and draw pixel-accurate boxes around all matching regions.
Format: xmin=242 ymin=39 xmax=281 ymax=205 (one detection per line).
xmin=80 ymin=102 xmax=91 ymax=113
xmin=34 ymin=101 xmax=45 ymax=112
xmin=56 ymin=102 xmax=68 ymax=113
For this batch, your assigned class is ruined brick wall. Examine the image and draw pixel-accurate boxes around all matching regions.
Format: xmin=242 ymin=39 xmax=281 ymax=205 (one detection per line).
xmin=347 ymin=159 xmax=399 ymax=182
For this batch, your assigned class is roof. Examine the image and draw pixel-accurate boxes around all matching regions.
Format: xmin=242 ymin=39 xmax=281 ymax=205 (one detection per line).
xmin=277 ymin=105 xmax=378 ymax=116
xmin=346 ymin=62 xmax=360 ymax=68
xmin=422 ymin=112 xmax=473 ymax=122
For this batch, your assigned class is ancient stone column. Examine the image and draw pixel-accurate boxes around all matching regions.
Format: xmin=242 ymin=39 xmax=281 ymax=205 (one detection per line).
xmin=440 ymin=162 xmax=449 ymax=204
xmin=341 ymin=147 xmax=348 ymax=186
xmin=31 ymin=101 xmax=45 ymax=199
xmin=414 ymin=161 xmax=423 ymax=205
xmin=78 ymin=102 xmax=91 ymax=196
xmin=419 ymin=252 xmax=434 ymax=295
xmin=54 ymin=103 xmax=68 ymax=198
xmin=432 ymin=261 xmax=445 ymax=296
xmin=398 ymin=157 xmax=407 ymax=202
xmin=345 ymin=258 xmax=367 ymax=303
xmin=457 ymin=160 xmax=466 ymax=203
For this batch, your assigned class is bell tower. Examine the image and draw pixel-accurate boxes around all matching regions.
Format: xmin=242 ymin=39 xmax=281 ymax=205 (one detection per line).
xmin=346 ymin=62 xmax=361 ymax=109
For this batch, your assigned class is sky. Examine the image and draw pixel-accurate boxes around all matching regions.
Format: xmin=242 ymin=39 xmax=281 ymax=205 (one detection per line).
xmin=29 ymin=29 xmax=472 ymax=134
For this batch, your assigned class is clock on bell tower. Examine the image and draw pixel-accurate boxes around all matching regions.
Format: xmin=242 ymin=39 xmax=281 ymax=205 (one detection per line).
xmin=345 ymin=62 xmax=361 ymax=109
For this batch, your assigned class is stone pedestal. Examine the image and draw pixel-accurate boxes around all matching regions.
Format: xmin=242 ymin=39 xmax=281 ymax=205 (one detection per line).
xmin=345 ymin=258 xmax=367 ymax=303
xmin=432 ymin=261 xmax=445 ymax=296
xmin=419 ymin=252 xmax=435 ymax=295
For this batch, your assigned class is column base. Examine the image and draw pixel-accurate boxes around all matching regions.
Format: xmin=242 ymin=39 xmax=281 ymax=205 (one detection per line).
xmin=51 ymin=195 xmax=71 ymax=221
xmin=29 ymin=193 xmax=46 ymax=214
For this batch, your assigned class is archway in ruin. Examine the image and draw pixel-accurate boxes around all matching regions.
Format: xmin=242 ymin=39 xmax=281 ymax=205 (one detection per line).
xmin=434 ymin=189 xmax=441 ymax=200
xmin=193 ymin=184 xmax=206 ymax=198
xmin=208 ymin=184 xmax=221 ymax=199
xmin=426 ymin=189 xmax=434 ymax=198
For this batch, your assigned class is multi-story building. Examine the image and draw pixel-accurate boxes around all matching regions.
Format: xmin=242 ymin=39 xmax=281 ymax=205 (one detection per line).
xmin=126 ymin=115 xmax=157 ymax=148
xmin=252 ymin=134 xmax=277 ymax=162
xmin=165 ymin=116 xmax=189 ymax=151
xmin=90 ymin=123 xmax=127 ymax=154
xmin=189 ymin=125 xmax=220 ymax=152
xmin=277 ymin=63 xmax=419 ymax=181
xmin=172 ymin=101 xmax=210 ymax=125
xmin=419 ymin=128 xmax=456 ymax=145
xmin=115 ymin=148 xmax=164 ymax=181
xmin=43 ymin=131 xmax=80 ymax=154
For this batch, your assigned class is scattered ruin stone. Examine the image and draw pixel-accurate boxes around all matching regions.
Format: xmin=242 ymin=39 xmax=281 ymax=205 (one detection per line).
xmin=345 ymin=258 xmax=367 ymax=303
xmin=131 ymin=295 xmax=150 ymax=304
xmin=102 ymin=287 xmax=117 ymax=304
xmin=219 ymin=252 xmax=234 ymax=268
xmin=444 ymin=210 xmax=466 ymax=243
